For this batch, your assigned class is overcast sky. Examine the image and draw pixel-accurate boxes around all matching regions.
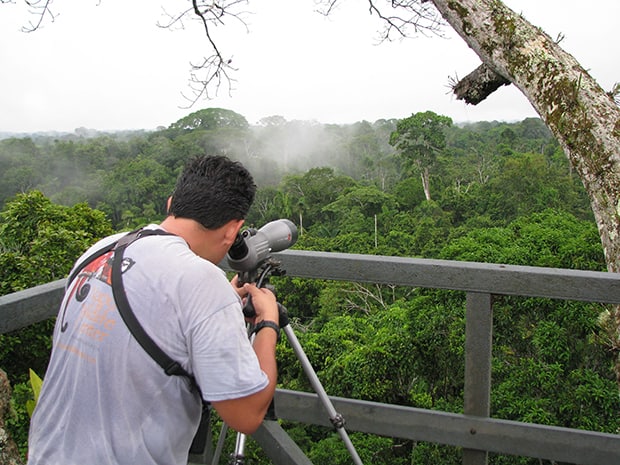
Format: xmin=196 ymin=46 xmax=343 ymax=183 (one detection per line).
xmin=0 ymin=0 xmax=618 ymax=133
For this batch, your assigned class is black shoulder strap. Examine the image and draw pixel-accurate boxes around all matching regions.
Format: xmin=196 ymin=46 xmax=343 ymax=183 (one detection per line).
xmin=110 ymin=229 xmax=200 ymax=392
xmin=67 ymin=241 xmax=117 ymax=287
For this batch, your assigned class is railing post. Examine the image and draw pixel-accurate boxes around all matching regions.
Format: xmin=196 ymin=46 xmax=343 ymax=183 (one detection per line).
xmin=463 ymin=292 xmax=493 ymax=465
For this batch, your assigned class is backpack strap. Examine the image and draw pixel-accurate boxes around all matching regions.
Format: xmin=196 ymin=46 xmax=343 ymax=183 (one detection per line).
xmin=110 ymin=229 xmax=201 ymax=392
xmin=67 ymin=241 xmax=116 ymax=287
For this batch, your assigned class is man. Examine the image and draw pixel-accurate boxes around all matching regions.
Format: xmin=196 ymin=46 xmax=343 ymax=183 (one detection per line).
xmin=28 ymin=155 xmax=279 ymax=465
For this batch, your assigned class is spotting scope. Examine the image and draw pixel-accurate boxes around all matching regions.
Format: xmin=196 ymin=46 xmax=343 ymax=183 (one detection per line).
xmin=227 ymin=219 xmax=298 ymax=283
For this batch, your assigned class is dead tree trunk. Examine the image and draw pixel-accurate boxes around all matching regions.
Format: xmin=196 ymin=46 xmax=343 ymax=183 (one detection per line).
xmin=421 ymin=167 xmax=431 ymax=201
xmin=431 ymin=0 xmax=620 ymax=384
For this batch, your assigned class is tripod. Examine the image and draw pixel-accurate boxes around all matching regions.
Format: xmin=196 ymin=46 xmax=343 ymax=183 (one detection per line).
xmin=213 ymin=261 xmax=364 ymax=465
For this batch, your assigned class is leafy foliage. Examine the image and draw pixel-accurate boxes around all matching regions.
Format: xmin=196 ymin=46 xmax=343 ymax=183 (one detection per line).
xmin=6 ymin=380 xmax=32 ymax=459
xmin=26 ymin=369 xmax=43 ymax=418
xmin=1 ymin=111 xmax=617 ymax=464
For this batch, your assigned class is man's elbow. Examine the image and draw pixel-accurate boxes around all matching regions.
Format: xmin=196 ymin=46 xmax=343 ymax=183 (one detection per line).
xmin=211 ymin=397 xmax=270 ymax=434
xmin=235 ymin=417 xmax=263 ymax=435
xmin=223 ymin=411 xmax=266 ymax=435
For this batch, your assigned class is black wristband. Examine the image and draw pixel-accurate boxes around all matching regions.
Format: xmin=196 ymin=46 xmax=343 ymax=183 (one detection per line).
xmin=252 ymin=320 xmax=280 ymax=341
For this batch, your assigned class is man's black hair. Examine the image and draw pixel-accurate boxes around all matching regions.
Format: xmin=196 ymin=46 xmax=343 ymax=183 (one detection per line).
xmin=168 ymin=155 xmax=256 ymax=229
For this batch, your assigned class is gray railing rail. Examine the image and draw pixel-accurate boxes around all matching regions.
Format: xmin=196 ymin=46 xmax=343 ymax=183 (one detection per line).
xmin=1 ymin=249 xmax=619 ymax=465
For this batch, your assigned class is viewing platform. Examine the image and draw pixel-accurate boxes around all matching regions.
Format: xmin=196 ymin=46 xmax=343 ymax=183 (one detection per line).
xmin=2 ymin=249 xmax=619 ymax=465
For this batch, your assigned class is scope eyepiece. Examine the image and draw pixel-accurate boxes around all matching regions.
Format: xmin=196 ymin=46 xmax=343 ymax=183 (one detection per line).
xmin=227 ymin=230 xmax=249 ymax=260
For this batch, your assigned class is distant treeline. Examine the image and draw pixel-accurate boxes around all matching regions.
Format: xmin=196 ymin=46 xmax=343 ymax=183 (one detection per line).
xmin=0 ymin=107 xmax=592 ymax=231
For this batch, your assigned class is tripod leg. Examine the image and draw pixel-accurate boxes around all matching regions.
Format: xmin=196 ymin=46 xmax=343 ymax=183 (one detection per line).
xmin=229 ymin=432 xmax=247 ymax=465
xmin=282 ymin=324 xmax=364 ymax=465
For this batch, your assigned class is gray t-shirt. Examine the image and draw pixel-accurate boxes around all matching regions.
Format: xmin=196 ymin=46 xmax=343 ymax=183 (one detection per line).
xmin=28 ymin=226 xmax=268 ymax=465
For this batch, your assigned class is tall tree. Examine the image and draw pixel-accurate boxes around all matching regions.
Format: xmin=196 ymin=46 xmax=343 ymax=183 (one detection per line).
xmin=166 ymin=108 xmax=249 ymax=135
xmin=389 ymin=111 xmax=452 ymax=201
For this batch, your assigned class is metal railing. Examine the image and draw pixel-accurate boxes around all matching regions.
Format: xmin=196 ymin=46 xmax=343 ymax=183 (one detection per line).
xmin=1 ymin=249 xmax=619 ymax=465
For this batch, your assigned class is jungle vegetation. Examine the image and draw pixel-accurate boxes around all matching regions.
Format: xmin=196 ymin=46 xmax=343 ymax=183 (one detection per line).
xmin=1 ymin=108 xmax=617 ymax=464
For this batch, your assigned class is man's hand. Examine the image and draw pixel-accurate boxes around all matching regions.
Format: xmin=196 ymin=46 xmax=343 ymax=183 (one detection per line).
xmin=230 ymin=274 xmax=247 ymax=299
xmin=243 ymin=283 xmax=278 ymax=325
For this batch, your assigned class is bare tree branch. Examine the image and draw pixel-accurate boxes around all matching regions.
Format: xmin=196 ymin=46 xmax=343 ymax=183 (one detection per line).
xmin=319 ymin=1 xmax=514 ymax=105
xmin=10 ymin=0 xmax=250 ymax=106
xmin=341 ymin=282 xmax=414 ymax=314
xmin=159 ymin=0 xmax=250 ymax=107
xmin=8 ymin=0 xmax=446 ymax=108
xmin=20 ymin=0 xmax=55 ymax=32
xmin=315 ymin=0 xmax=446 ymax=41
xmin=342 ymin=283 xmax=387 ymax=313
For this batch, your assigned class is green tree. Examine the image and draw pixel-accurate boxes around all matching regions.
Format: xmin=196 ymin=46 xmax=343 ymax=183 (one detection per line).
xmin=99 ymin=156 xmax=173 ymax=229
xmin=246 ymin=187 xmax=296 ymax=227
xmin=0 ymin=137 xmax=42 ymax=207
xmin=440 ymin=209 xmax=604 ymax=270
xmin=389 ymin=111 xmax=453 ymax=201
xmin=480 ymin=152 xmax=587 ymax=222
xmin=281 ymin=167 xmax=356 ymax=233
xmin=166 ymin=107 xmax=249 ymax=134
xmin=322 ymin=185 xmax=398 ymax=237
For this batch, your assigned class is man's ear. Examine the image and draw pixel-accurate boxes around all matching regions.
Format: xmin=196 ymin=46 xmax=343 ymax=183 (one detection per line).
xmin=166 ymin=196 xmax=172 ymax=213
xmin=224 ymin=219 xmax=245 ymax=246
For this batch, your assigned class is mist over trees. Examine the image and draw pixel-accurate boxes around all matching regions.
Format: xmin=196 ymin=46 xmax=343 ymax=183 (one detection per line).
xmin=0 ymin=108 xmax=581 ymax=226
xmin=1 ymin=108 xmax=618 ymax=464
